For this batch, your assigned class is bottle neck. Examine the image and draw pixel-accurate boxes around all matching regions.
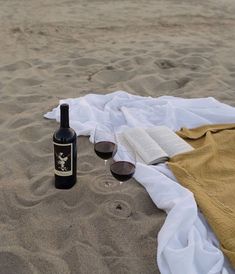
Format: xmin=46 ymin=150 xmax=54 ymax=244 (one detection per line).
xmin=60 ymin=104 xmax=70 ymax=128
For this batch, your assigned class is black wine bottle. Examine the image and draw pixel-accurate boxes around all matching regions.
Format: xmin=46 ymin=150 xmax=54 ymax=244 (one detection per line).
xmin=53 ymin=104 xmax=77 ymax=189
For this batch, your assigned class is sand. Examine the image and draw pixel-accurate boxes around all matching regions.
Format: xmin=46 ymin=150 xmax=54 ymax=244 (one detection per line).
xmin=0 ymin=0 xmax=235 ymax=273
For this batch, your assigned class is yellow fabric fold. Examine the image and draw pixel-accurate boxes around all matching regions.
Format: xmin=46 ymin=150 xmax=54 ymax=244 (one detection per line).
xmin=168 ymin=123 xmax=235 ymax=267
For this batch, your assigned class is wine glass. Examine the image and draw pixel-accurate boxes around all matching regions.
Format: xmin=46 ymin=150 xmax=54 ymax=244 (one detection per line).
xmin=94 ymin=123 xmax=117 ymax=185
xmin=110 ymin=147 xmax=136 ymax=185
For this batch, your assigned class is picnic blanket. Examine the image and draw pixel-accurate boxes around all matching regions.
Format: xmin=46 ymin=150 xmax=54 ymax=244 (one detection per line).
xmin=45 ymin=91 xmax=235 ymax=274
xmin=169 ymin=123 xmax=235 ymax=268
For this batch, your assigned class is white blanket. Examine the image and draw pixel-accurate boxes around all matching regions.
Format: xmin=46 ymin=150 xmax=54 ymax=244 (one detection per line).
xmin=45 ymin=91 xmax=235 ymax=274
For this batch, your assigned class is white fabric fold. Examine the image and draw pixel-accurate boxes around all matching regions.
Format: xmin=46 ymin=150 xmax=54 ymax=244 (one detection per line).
xmin=45 ymin=91 xmax=235 ymax=274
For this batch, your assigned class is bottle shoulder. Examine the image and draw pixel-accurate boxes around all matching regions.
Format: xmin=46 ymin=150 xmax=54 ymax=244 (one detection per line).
xmin=53 ymin=127 xmax=77 ymax=143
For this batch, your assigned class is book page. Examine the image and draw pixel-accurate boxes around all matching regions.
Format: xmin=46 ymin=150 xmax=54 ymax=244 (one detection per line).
xmin=146 ymin=126 xmax=193 ymax=157
xmin=116 ymin=132 xmax=146 ymax=164
xmin=122 ymin=127 xmax=168 ymax=165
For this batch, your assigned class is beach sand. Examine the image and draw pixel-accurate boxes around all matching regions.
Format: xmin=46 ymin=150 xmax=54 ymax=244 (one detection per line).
xmin=0 ymin=0 xmax=235 ymax=273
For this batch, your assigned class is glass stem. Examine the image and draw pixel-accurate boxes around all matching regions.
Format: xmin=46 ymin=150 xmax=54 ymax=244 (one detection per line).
xmin=104 ymin=160 xmax=108 ymax=183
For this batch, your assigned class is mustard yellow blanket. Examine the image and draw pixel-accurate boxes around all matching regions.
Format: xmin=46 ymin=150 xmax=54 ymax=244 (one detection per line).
xmin=168 ymin=124 xmax=235 ymax=268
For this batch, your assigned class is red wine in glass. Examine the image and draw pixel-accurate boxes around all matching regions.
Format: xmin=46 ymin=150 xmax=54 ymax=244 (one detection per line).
xmin=110 ymin=147 xmax=136 ymax=184
xmin=94 ymin=124 xmax=117 ymax=186
xmin=110 ymin=161 xmax=135 ymax=182
xmin=94 ymin=141 xmax=117 ymax=160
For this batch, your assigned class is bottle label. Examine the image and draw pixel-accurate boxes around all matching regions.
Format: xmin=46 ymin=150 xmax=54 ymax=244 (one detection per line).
xmin=54 ymin=142 xmax=73 ymax=176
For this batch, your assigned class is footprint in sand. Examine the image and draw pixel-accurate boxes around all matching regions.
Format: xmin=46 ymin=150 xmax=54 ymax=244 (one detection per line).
xmin=120 ymin=47 xmax=135 ymax=56
xmin=54 ymin=67 xmax=74 ymax=74
xmin=230 ymin=73 xmax=235 ymax=78
xmin=180 ymin=56 xmax=211 ymax=67
xmin=225 ymin=63 xmax=235 ymax=72
xmin=157 ymin=80 xmax=180 ymax=92
xmin=0 ymin=251 xmax=37 ymax=273
xmin=176 ymin=77 xmax=191 ymax=88
xmin=116 ymin=59 xmax=134 ymax=71
xmin=95 ymin=70 xmax=132 ymax=83
xmin=120 ymin=48 xmax=133 ymax=52
xmin=0 ymin=61 xmax=32 ymax=72
xmin=133 ymin=56 xmax=152 ymax=65
xmin=175 ymin=47 xmax=213 ymax=55
xmin=135 ymin=49 xmax=147 ymax=54
xmin=28 ymin=59 xmax=44 ymax=66
xmin=53 ymin=60 xmax=70 ymax=66
xmin=11 ymin=78 xmax=43 ymax=87
xmin=37 ymin=63 xmax=52 ymax=69
xmin=157 ymin=77 xmax=191 ymax=92
xmin=16 ymin=94 xmax=48 ymax=103
xmin=155 ymin=59 xmax=177 ymax=69
xmin=72 ymin=58 xmax=104 ymax=66
xmin=126 ymin=75 xmax=162 ymax=93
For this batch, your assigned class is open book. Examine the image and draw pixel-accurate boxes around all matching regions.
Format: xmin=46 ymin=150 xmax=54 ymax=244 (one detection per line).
xmin=119 ymin=126 xmax=194 ymax=165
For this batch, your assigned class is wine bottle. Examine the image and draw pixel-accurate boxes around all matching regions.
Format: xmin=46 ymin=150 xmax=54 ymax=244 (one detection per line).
xmin=53 ymin=103 xmax=77 ymax=189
